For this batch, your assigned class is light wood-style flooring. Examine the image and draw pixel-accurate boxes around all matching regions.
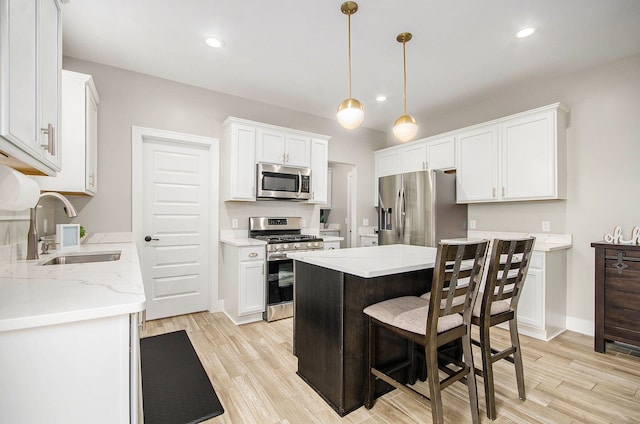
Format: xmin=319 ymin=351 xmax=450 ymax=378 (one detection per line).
xmin=141 ymin=312 xmax=640 ymax=423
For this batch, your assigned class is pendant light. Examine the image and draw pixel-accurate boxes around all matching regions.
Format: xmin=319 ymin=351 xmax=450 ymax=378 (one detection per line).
xmin=393 ymin=32 xmax=418 ymax=142
xmin=337 ymin=2 xmax=364 ymax=129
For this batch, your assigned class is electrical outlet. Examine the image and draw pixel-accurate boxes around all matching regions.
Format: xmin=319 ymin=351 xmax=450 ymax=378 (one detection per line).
xmin=469 ymin=220 xmax=476 ymax=230
xmin=542 ymin=221 xmax=550 ymax=232
xmin=231 ymin=219 xmax=238 ymax=229
xmin=363 ymin=218 xmax=369 ymax=226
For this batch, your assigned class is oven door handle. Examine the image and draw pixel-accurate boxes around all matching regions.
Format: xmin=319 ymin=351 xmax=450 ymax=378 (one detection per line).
xmin=268 ymin=250 xmax=317 ymax=261
xmin=268 ymin=253 xmax=291 ymax=261
xmin=297 ymin=170 xmax=303 ymax=198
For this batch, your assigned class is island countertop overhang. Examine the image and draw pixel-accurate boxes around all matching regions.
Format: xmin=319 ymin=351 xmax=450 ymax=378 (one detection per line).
xmin=287 ymin=244 xmax=438 ymax=278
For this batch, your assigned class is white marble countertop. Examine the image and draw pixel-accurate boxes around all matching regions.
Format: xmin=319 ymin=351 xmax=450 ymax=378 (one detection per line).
xmin=288 ymin=244 xmax=438 ymax=278
xmin=467 ymin=230 xmax=572 ymax=252
xmin=0 ymin=239 xmax=145 ymax=332
xmin=220 ymin=237 xmax=267 ymax=247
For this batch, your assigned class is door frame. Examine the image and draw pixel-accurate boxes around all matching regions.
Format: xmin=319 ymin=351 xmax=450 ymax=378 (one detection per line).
xmin=131 ymin=126 xmax=221 ymax=313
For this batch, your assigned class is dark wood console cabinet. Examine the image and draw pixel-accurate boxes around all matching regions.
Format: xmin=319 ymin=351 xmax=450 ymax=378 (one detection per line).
xmin=592 ymin=242 xmax=640 ymax=353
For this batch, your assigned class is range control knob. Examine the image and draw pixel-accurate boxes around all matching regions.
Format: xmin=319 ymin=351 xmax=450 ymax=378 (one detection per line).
xmin=282 ymin=244 xmax=289 ymax=250
xmin=293 ymin=243 xmax=300 ymax=249
xmin=314 ymin=242 xmax=319 ymax=247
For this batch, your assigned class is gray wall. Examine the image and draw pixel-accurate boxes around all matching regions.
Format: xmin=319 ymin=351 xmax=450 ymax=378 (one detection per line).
xmin=60 ymin=57 xmax=386 ymax=235
xmin=383 ymin=53 xmax=640 ymax=331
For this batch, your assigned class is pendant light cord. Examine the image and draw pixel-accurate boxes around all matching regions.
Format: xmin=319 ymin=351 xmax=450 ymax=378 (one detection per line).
xmin=347 ymin=13 xmax=352 ymax=99
xmin=402 ymin=39 xmax=407 ymax=115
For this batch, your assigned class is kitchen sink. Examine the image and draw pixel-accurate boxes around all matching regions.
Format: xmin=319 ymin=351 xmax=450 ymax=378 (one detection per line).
xmin=39 ymin=251 xmax=122 ymax=265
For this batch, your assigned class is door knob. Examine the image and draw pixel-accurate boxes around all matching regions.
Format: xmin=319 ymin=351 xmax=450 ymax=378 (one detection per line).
xmin=144 ymin=236 xmax=159 ymax=242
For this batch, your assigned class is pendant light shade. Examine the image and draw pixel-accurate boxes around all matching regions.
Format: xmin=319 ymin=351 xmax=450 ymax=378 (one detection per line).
xmin=393 ymin=32 xmax=418 ymax=142
xmin=337 ymin=2 xmax=364 ymax=129
xmin=393 ymin=114 xmax=418 ymax=142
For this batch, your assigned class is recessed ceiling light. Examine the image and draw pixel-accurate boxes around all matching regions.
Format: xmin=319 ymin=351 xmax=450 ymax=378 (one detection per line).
xmin=205 ymin=37 xmax=224 ymax=48
xmin=516 ymin=27 xmax=535 ymax=38
xmin=376 ymin=95 xmax=387 ymax=102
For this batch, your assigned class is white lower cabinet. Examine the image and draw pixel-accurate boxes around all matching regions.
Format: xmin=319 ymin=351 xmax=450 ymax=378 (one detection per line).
xmin=512 ymin=250 xmax=567 ymax=341
xmin=221 ymin=243 xmax=265 ymax=324
xmin=0 ymin=313 xmax=141 ymax=423
xmin=360 ymin=234 xmax=378 ymax=247
xmin=323 ymin=240 xmax=341 ymax=250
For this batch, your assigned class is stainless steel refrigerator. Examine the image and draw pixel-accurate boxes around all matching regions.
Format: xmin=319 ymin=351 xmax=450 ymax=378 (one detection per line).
xmin=378 ymin=170 xmax=467 ymax=246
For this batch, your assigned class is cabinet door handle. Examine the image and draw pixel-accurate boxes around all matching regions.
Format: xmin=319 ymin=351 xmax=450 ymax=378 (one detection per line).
xmin=492 ymin=187 xmax=496 ymax=198
xmin=249 ymin=252 xmax=258 ymax=258
xmin=138 ymin=310 xmax=146 ymax=332
xmin=286 ymin=153 xmax=289 ymax=163
xmin=424 ymin=161 xmax=427 ymax=170
xmin=144 ymin=236 xmax=159 ymax=242
xmin=502 ymin=186 xmax=505 ymax=197
xmin=40 ymin=123 xmax=56 ymax=156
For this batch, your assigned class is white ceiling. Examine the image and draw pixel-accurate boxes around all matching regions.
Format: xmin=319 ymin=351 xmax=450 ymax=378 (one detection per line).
xmin=62 ymin=0 xmax=640 ymax=133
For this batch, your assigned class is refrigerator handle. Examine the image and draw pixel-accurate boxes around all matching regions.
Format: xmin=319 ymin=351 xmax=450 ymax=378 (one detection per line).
xmin=395 ymin=189 xmax=402 ymax=239
xmin=399 ymin=186 xmax=406 ymax=242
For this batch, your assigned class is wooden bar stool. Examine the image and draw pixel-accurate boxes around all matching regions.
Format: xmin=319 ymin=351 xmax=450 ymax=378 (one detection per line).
xmin=363 ymin=240 xmax=489 ymax=424
xmin=471 ymin=237 xmax=535 ymax=419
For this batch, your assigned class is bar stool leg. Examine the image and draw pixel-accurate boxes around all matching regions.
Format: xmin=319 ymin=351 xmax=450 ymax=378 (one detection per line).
xmin=509 ymin=319 xmax=526 ymax=401
xmin=481 ymin=323 xmax=497 ymax=420
xmin=462 ymin=332 xmax=480 ymax=424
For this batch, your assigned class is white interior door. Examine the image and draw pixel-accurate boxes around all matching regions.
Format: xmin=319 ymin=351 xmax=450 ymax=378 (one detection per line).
xmin=132 ymin=127 xmax=218 ymax=320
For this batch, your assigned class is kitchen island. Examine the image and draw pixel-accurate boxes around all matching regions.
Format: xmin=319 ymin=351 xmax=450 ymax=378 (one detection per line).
xmin=288 ymin=244 xmax=438 ymax=415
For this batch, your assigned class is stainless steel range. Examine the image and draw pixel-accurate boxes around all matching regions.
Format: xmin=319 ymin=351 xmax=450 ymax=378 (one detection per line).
xmin=249 ymin=217 xmax=324 ymax=322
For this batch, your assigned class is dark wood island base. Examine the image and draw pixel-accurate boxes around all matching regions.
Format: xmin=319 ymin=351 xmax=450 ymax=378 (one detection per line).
xmin=293 ymin=261 xmax=433 ymax=415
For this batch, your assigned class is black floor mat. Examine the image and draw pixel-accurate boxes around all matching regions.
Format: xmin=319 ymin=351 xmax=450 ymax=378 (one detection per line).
xmin=141 ymin=330 xmax=224 ymax=424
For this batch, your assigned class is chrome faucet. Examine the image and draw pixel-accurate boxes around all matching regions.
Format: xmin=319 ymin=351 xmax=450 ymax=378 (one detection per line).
xmin=27 ymin=192 xmax=78 ymax=260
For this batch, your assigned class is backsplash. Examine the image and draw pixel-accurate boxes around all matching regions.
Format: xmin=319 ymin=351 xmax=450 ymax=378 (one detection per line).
xmin=0 ymin=206 xmax=55 ymax=265
xmin=0 ymin=211 xmax=30 ymax=266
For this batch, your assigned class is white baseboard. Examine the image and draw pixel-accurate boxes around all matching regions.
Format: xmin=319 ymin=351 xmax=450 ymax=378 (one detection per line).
xmin=209 ymin=299 xmax=223 ymax=313
xmin=566 ymin=316 xmax=594 ymax=336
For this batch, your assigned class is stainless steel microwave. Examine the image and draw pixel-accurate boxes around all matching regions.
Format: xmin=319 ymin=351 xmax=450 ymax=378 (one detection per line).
xmin=257 ymin=163 xmax=311 ymax=200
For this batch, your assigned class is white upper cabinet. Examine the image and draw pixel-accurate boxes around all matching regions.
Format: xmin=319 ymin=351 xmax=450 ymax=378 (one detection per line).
xmin=33 ymin=70 xmax=100 ymax=195
xmin=373 ymin=149 xmax=401 ymax=207
xmin=456 ymin=125 xmax=499 ymax=202
xmin=373 ymin=135 xmax=457 ymax=206
xmin=456 ymin=104 xmax=568 ymax=203
xmin=401 ymin=141 xmax=428 ymax=173
xmin=256 ymin=128 xmax=311 ymax=168
xmin=38 ymin=0 xmax=62 ymax=171
xmin=309 ymin=138 xmax=328 ymax=204
xmin=222 ymin=117 xmax=330 ymax=202
xmin=0 ymin=0 xmax=62 ymax=176
xmin=222 ymin=119 xmax=257 ymax=201
xmin=426 ymin=136 xmax=455 ymax=170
